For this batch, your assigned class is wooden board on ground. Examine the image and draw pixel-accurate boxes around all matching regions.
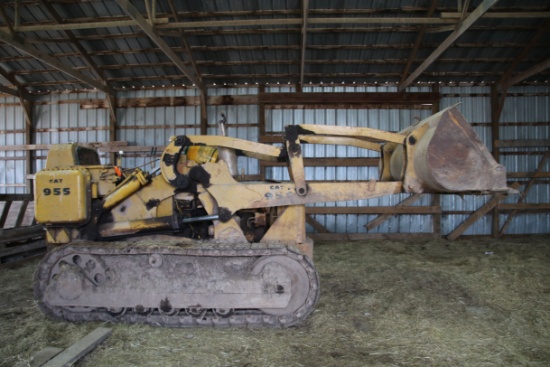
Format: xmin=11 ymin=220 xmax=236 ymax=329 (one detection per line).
xmin=42 ymin=327 xmax=112 ymax=367
xmin=15 ymin=347 xmax=63 ymax=367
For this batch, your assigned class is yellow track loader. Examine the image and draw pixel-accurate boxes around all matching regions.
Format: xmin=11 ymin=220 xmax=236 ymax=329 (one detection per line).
xmin=33 ymin=105 xmax=511 ymax=327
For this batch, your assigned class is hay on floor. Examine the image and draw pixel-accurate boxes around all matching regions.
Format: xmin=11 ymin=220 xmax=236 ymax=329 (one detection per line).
xmin=1 ymin=236 xmax=549 ymax=367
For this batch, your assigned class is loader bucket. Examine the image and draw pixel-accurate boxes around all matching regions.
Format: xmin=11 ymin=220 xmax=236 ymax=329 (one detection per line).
xmin=384 ymin=105 xmax=508 ymax=194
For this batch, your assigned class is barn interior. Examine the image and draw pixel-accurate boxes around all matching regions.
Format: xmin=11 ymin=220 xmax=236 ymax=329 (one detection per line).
xmin=0 ymin=1 xmax=549 ymax=366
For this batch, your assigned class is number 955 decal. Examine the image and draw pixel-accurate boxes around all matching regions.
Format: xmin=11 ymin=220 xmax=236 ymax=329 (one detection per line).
xmin=43 ymin=187 xmax=71 ymax=195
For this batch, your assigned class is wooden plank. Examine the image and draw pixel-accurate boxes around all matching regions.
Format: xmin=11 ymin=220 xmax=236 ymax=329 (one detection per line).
xmin=398 ymin=0 xmax=500 ymax=91
xmin=364 ymin=194 xmax=424 ymax=231
xmin=0 ymin=240 xmax=46 ymax=261
xmin=495 ymin=139 xmax=550 ymax=148
xmin=0 ymin=194 xmax=33 ymax=201
xmin=432 ymin=194 xmax=441 ymax=236
xmin=498 ymin=203 xmax=550 ymax=210
xmin=260 ymin=158 xmax=379 ymax=167
xmin=116 ymin=0 xmax=200 ymax=87
xmin=305 ymin=214 xmax=330 ymax=233
xmin=15 ymin=347 xmax=63 ymax=367
xmin=502 ymin=57 xmax=550 ymax=89
xmin=499 ymin=150 xmax=550 ymax=236
xmin=0 ymin=30 xmax=110 ymax=93
xmin=258 ymin=92 xmax=440 ymax=105
xmin=42 ymin=327 xmax=112 ymax=367
xmin=0 ymin=225 xmax=45 ymax=246
xmin=258 ymin=85 xmax=267 ymax=180
xmin=0 ymin=200 xmax=12 ymax=228
xmin=507 ymin=171 xmax=550 ymax=178
xmin=310 ymin=233 xmax=439 ymax=241
xmin=306 ymin=206 xmax=439 ymax=215
xmin=0 ymin=141 xmax=128 ymax=151
xmin=447 ymin=182 xmax=520 ymax=241
xmin=14 ymin=199 xmax=29 ymax=228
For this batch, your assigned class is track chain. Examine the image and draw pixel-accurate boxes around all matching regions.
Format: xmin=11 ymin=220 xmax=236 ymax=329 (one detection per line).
xmin=34 ymin=241 xmax=320 ymax=327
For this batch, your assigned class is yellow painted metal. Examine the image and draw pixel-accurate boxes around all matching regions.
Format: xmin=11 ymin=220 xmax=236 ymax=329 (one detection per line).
xmin=299 ymin=135 xmax=382 ymax=152
xmin=34 ymin=168 xmax=91 ymax=224
xmin=200 ymin=161 xmax=402 ymax=216
xmin=260 ymin=206 xmax=313 ymax=259
xmin=45 ymin=143 xmax=100 ymax=168
xmin=185 ymin=145 xmax=219 ymax=164
xmin=286 ymin=138 xmax=307 ymax=196
xmin=102 ymin=168 xmax=150 ymax=210
xmin=187 ymin=135 xmax=283 ymax=161
xmin=298 ymin=124 xmax=406 ymax=144
xmin=105 ymin=174 xmax=177 ymax=224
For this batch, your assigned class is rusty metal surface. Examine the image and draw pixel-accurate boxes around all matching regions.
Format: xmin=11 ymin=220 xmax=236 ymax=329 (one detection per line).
xmin=34 ymin=240 xmax=320 ymax=327
xmin=387 ymin=106 xmax=508 ymax=193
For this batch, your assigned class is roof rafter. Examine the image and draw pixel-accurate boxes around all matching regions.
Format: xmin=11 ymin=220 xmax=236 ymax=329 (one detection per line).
xmin=497 ymin=20 xmax=550 ymax=91
xmin=166 ymin=0 xmax=203 ymax=87
xmin=398 ymin=0 xmax=500 ymax=92
xmin=0 ymin=29 xmax=110 ymax=93
xmin=502 ymin=58 xmax=550 ymax=89
xmin=114 ymin=0 xmax=201 ymax=88
xmin=400 ymin=0 xmax=438 ymax=85
xmin=37 ymin=0 xmax=115 ymax=120
xmin=299 ymin=0 xmax=309 ymax=86
xmin=0 ymin=65 xmax=32 ymax=125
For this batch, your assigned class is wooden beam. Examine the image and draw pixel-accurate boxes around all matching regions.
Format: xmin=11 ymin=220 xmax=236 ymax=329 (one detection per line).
xmin=259 ymin=92 xmax=440 ymax=105
xmin=0 ymin=141 xmax=128 ymax=151
xmin=499 ymin=150 xmax=550 ymax=236
xmin=258 ymin=85 xmax=266 ymax=180
xmin=14 ymin=347 xmax=63 ymax=367
xmin=42 ymin=327 xmax=112 ymax=367
xmin=400 ymin=0 xmax=438 ymax=85
xmin=115 ymin=0 xmax=201 ymax=88
xmin=0 ymin=225 xmax=44 ymax=247
xmin=502 ymin=58 xmax=550 ymax=89
xmin=498 ymin=203 xmax=550 ymax=211
xmin=0 ymin=201 xmax=12 ymax=228
xmin=398 ymin=0 xmax=500 ymax=92
xmin=305 ymin=214 xmax=330 ymax=233
xmin=199 ymin=88 xmax=207 ymax=135
xmin=261 ymin=158 xmax=379 ymax=167
xmin=310 ymin=233 xmax=438 ymax=241
xmin=306 ymin=206 xmax=439 ymax=215
xmin=167 ymin=0 xmax=204 ymax=88
xmin=442 ymin=12 xmax=550 ymax=18
xmin=364 ymin=194 xmax=424 ymax=231
xmin=299 ymin=0 xmax=309 ymax=86
xmin=497 ymin=20 xmax=550 ymax=90
xmin=107 ymin=95 xmax=117 ymax=164
xmin=447 ymin=182 xmax=520 ymax=240
xmin=495 ymin=139 xmax=550 ymax=148
xmin=0 ymin=29 xmax=110 ymax=93
xmin=0 ymin=84 xmax=18 ymax=97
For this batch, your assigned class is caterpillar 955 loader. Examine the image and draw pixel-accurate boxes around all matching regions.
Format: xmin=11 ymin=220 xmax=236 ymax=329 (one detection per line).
xmin=33 ymin=105 xmax=510 ymax=327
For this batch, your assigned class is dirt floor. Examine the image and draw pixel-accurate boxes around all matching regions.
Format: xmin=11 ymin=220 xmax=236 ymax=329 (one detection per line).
xmin=1 ymin=236 xmax=549 ymax=367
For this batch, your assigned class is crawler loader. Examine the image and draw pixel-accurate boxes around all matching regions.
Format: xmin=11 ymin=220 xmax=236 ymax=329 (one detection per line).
xmin=33 ymin=105 xmax=510 ymax=327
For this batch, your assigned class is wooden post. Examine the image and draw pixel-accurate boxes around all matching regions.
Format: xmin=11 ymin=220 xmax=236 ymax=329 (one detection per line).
xmin=490 ymin=84 xmax=506 ymax=237
xmin=258 ymin=85 xmax=266 ymax=179
xmin=447 ymin=182 xmax=520 ymax=240
xmin=24 ymin=99 xmax=34 ymax=193
xmin=431 ymin=84 xmax=441 ymax=237
xmin=200 ymin=88 xmax=208 ymax=135
xmin=498 ymin=149 xmax=550 ymax=236
xmin=107 ymin=94 xmax=117 ymax=165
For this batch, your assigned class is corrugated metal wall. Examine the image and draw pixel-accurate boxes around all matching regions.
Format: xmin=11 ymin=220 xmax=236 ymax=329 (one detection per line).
xmin=1 ymin=85 xmax=548 ymax=234
xmin=0 ymin=96 xmax=27 ymax=194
